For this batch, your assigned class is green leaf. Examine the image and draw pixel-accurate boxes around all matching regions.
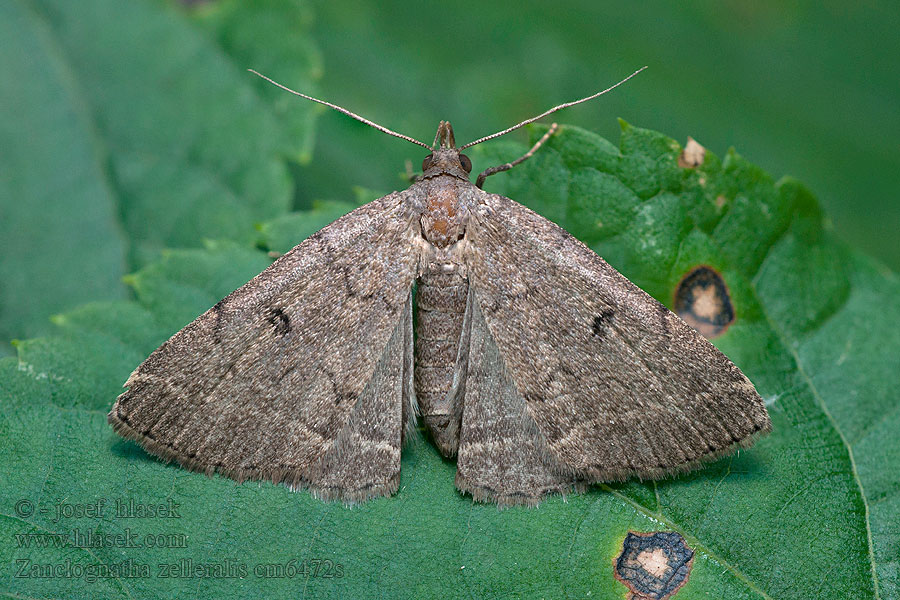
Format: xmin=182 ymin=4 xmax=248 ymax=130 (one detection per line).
xmin=2 ymin=125 xmax=897 ymax=599
xmin=0 ymin=0 xmax=321 ymax=352
xmin=479 ymin=123 xmax=899 ymax=598
xmin=188 ymin=0 xmax=323 ymax=165
xmin=0 ymin=1 xmax=127 ymax=349
xmin=11 ymin=0 xmax=318 ymax=270
xmin=256 ymin=199 xmax=359 ymax=254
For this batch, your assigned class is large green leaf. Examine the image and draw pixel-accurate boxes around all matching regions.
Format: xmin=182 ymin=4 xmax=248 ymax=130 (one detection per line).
xmin=15 ymin=0 xmax=316 ymax=268
xmin=1 ymin=123 xmax=896 ymax=598
xmin=0 ymin=1 xmax=127 ymax=349
xmin=188 ymin=0 xmax=323 ymax=166
xmin=0 ymin=0 xmax=320 ymax=351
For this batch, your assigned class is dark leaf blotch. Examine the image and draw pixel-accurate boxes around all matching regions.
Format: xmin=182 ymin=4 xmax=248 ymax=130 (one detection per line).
xmin=673 ymin=266 xmax=734 ymax=339
xmin=614 ymin=531 xmax=694 ymax=600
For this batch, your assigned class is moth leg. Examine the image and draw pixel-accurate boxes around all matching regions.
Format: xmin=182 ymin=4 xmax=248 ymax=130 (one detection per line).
xmin=404 ymin=159 xmax=423 ymax=184
xmin=475 ymin=123 xmax=559 ymax=188
xmin=455 ymin=290 xmax=578 ymax=506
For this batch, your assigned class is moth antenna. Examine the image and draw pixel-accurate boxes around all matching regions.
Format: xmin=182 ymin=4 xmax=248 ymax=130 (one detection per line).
xmin=249 ymin=69 xmax=433 ymax=150
xmin=458 ymin=66 xmax=648 ymax=150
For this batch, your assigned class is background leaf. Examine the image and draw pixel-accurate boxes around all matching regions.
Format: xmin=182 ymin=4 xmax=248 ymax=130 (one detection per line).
xmin=189 ymin=0 xmax=323 ymax=165
xmin=0 ymin=1 xmax=127 ymax=350
xmin=0 ymin=0 xmax=321 ymax=350
xmin=23 ymin=0 xmax=310 ymax=266
xmin=2 ymin=124 xmax=897 ymax=599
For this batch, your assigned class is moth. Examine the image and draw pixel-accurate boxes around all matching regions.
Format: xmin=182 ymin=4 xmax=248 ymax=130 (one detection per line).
xmin=108 ymin=69 xmax=771 ymax=506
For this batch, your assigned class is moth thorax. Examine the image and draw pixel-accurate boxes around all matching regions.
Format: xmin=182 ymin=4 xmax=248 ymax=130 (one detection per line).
xmin=421 ymin=181 xmax=465 ymax=248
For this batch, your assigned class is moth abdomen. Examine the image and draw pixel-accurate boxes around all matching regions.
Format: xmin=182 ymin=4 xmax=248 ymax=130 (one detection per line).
xmin=414 ymin=267 xmax=468 ymax=456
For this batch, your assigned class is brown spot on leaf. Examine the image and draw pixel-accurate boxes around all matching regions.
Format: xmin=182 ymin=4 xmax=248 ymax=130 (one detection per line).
xmin=673 ymin=266 xmax=734 ymax=339
xmin=614 ymin=531 xmax=694 ymax=600
xmin=677 ymin=137 xmax=705 ymax=168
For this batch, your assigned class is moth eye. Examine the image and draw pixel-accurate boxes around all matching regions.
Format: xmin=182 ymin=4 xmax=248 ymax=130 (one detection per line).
xmin=422 ymin=154 xmax=434 ymax=171
xmin=458 ymin=153 xmax=472 ymax=173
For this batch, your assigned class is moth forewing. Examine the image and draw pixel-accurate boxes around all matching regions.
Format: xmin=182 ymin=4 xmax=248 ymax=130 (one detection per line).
xmin=108 ymin=192 xmax=421 ymax=501
xmin=460 ymin=192 xmax=770 ymax=492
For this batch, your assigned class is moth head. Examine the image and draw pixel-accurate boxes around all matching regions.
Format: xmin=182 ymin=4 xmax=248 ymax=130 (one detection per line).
xmin=421 ymin=121 xmax=472 ymax=180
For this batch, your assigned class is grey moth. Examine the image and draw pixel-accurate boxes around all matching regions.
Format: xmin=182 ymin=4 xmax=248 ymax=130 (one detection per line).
xmin=108 ymin=70 xmax=771 ymax=506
